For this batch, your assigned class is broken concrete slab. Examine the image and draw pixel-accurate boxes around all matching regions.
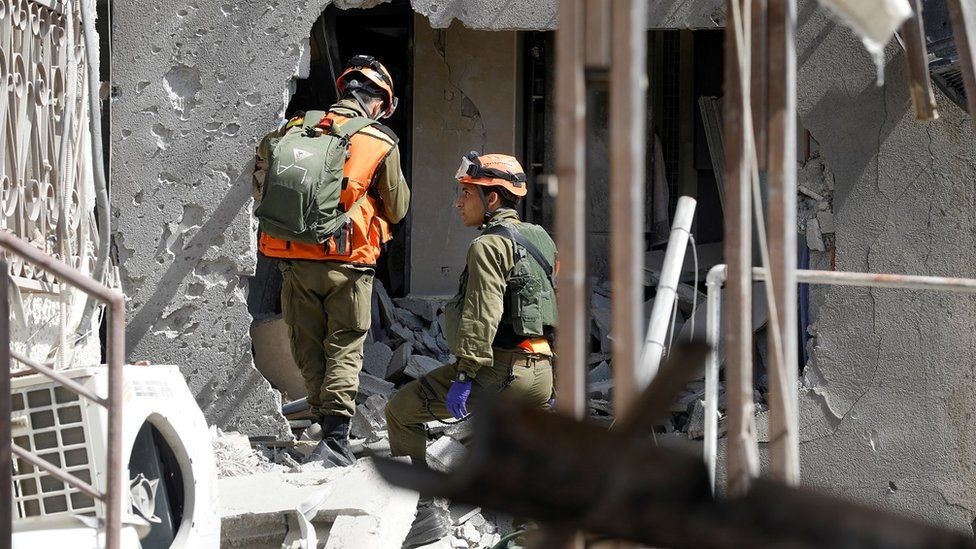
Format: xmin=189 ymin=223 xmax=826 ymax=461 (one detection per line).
xmin=374 ymin=279 xmax=398 ymax=329
xmin=362 ymin=342 xmax=394 ymax=379
xmin=357 ymin=372 xmax=395 ymax=402
xmin=386 ymin=341 xmax=413 ymax=380
xmin=314 ymin=459 xmax=419 ymax=547
xmin=587 ymin=361 xmax=611 ymax=384
xmin=817 ymin=210 xmax=835 ymax=234
xmin=393 ymin=297 xmax=440 ymax=323
xmin=394 ymin=308 xmax=427 ymax=331
xmin=250 ymin=317 xmax=307 ymax=402
xmin=388 ymin=322 xmax=416 ymax=345
xmin=587 ymin=380 xmax=613 ymax=401
xmin=806 ymin=217 xmax=826 ymax=251
xmin=219 ymin=469 xmax=339 ymax=548
xmin=406 ymin=355 xmax=443 ymax=379
xmin=428 ymin=435 xmax=468 ymax=473
xmin=350 ymin=394 xmax=388 ymax=442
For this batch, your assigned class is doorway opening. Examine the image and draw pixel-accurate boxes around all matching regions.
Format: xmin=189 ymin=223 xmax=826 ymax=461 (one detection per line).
xmin=248 ymin=2 xmax=414 ymax=401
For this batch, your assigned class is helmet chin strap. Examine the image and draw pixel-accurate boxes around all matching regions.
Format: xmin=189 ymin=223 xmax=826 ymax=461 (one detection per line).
xmin=477 ymin=187 xmax=493 ymax=230
xmin=350 ymin=89 xmax=377 ymax=120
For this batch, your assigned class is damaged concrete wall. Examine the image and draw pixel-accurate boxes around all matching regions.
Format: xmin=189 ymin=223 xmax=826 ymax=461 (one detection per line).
xmin=409 ymin=15 xmax=520 ymax=296
xmin=109 ymin=0 xmax=348 ymax=436
xmin=795 ymin=0 xmax=976 ymax=532
xmin=408 ymin=0 xmax=725 ymax=30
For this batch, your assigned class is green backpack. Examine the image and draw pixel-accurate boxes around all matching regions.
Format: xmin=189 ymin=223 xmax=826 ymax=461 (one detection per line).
xmin=255 ymin=110 xmax=376 ymax=244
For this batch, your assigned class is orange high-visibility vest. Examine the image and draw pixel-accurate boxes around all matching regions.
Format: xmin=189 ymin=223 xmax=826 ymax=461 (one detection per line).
xmin=258 ymin=111 xmax=397 ymax=265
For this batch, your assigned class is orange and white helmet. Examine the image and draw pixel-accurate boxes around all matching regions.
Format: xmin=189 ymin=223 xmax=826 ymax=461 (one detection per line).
xmin=336 ymin=55 xmax=398 ymax=119
xmin=454 ymin=152 xmax=527 ymax=197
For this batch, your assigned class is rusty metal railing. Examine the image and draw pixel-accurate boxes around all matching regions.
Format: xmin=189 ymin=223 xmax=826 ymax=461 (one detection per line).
xmin=0 ymin=230 xmax=125 ymax=549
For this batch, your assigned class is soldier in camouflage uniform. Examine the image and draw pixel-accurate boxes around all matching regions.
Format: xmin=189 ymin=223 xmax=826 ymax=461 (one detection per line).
xmin=386 ymin=152 xmax=556 ymax=547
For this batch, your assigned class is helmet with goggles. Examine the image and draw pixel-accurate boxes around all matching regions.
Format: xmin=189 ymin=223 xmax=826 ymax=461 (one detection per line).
xmin=336 ymin=55 xmax=398 ymax=119
xmin=454 ymin=151 xmax=527 ymax=197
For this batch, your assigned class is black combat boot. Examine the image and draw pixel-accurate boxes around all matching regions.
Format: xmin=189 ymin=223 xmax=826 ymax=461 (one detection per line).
xmin=310 ymin=415 xmax=356 ymax=468
xmin=401 ymin=497 xmax=452 ymax=548
xmin=401 ymin=457 xmax=451 ymax=548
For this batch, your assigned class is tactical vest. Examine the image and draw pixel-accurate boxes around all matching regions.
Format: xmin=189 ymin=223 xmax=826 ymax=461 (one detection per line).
xmin=258 ymin=109 xmax=397 ymax=265
xmin=446 ymin=218 xmax=558 ymax=349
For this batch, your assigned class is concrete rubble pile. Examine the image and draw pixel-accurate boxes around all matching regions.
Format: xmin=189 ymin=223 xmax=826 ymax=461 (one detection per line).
xmin=586 ymin=246 xmax=724 ymax=438
xmin=796 ymin=152 xmax=836 ymax=254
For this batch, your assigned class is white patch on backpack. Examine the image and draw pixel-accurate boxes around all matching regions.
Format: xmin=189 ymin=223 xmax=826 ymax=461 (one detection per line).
xmin=276 ymin=162 xmax=309 ymax=186
xmin=293 ymin=148 xmax=313 ymax=162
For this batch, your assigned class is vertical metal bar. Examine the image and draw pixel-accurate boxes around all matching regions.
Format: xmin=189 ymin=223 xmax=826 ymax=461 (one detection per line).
xmin=947 ymin=0 xmax=976 ymax=130
xmin=704 ymin=264 xmax=727 ymax=493
xmin=750 ymin=0 xmax=768 ymax=171
xmin=0 ymin=263 xmax=11 ymax=549
xmin=901 ymin=0 xmax=939 ymax=121
xmin=554 ymin=2 xmax=587 ymax=547
xmin=610 ymin=0 xmax=648 ymax=413
xmin=723 ymin=0 xmax=760 ymax=497
xmin=104 ymin=298 xmax=124 ymax=549
xmin=555 ymin=0 xmax=587 ymax=422
xmin=584 ymin=0 xmax=611 ymax=71
xmin=766 ymin=0 xmax=800 ymax=486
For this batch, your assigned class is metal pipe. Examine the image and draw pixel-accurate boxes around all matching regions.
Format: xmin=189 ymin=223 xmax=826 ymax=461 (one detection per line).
xmin=703 ymin=264 xmax=976 ymax=492
xmin=766 ymin=0 xmax=800 ymax=486
xmin=9 ymin=350 xmax=109 ymax=407
xmin=703 ymin=264 xmax=726 ymax=492
xmin=639 ymin=196 xmax=696 ymax=387
xmin=554 ymin=0 xmax=587 ymax=421
xmin=75 ymin=0 xmax=112 ymax=344
xmin=1 ymin=265 xmax=11 ymax=549
xmin=0 ymin=231 xmax=124 ymax=549
xmin=901 ymin=0 xmax=939 ymax=121
xmin=10 ymin=445 xmax=104 ymax=501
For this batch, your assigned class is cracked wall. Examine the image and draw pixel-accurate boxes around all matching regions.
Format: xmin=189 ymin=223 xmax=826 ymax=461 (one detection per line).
xmin=409 ymin=14 xmax=520 ymax=296
xmin=795 ymin=0 xmax=976 ymax=532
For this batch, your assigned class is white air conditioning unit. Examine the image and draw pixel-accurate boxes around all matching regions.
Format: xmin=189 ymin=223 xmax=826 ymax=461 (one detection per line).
xmin=10 ymin=365 xmax=220 ymax=548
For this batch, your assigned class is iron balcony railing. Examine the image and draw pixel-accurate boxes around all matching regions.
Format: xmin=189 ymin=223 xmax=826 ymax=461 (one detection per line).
xmin=0 ymin=230 xmax=124 ymax=549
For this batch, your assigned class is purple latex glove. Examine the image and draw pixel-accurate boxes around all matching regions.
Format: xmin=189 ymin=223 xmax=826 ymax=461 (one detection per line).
xmin=446 ymin=380 xmax=473 ymax=419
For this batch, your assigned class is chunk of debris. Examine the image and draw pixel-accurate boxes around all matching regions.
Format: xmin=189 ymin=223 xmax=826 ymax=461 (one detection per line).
xmin=211 ymin=427 xmax=281 ymax=478
xmin=393 ymin=296 xmax=440 ymax=322
xmin=394 ymin=308 xmax=427 ymax=331
xmin=587 ymin=380 xmax=613 ymax=401
xmin=817 ymin=210 xmax=835 ymax=234
xmin=357 ymin=372 xmax=395 ymax=402
xmin=373 ymin=279 xmax=398 ymax=328
xmin=351 ymin=394 xmax=388 ymax=442
xmin=362 ymin=341 xmax=394 ymax=379
xmin=587 ymin=361 xmax=611 ymax=384
xmin=389 ymin=322 xmax=416 ymax=345
xmin=386 ymin=341 xmax=413 ymax=380
xmin=428 ymin=435 xmax=468 ymax=473
xmin=406 ymin=355 xmax=443 ymax=379
xmin=806 ymin=217 xmax=826 ymax=251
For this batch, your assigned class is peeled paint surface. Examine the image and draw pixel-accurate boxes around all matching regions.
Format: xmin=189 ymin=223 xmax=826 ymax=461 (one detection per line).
xmin=796 ymin=0 xmax=976 ymax=533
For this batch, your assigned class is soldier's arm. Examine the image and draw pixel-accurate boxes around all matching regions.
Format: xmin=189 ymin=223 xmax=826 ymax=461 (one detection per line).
xmin=454 ymin=237 xmax=513 ymax=378
xmin=376 ymin=145 xmax=410 ymax=223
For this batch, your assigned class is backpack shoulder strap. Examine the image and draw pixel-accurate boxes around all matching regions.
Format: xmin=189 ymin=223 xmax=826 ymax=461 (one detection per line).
xmin=332 ymin=116 xmax=378 ymax=139
xmin=300 ymin=110 xmax=327 ymax=132
xmin=482 ymin=223 xmax=556 ymax=288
